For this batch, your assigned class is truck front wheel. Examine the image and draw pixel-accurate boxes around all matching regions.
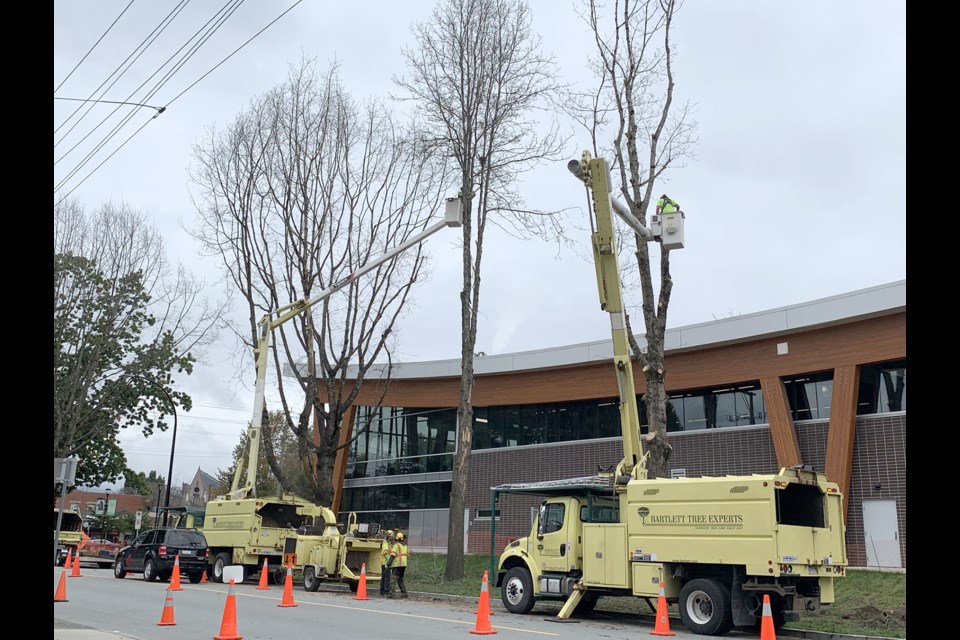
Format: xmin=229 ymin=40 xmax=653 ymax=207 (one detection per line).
xmin=678 ymin=578 xmax=734 ymax=636
xmin=303 ymin=566 xmax=320 ymax=592
xmin=501 ymin=567 xmax=535 ymax=614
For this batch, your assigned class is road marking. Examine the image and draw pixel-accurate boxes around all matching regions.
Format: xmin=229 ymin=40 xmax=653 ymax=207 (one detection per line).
xmin=235 ymin=591 xmax=560 ymax=636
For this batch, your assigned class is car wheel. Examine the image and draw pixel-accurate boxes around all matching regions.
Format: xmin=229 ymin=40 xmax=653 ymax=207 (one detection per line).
xmin=678 ymin=578 xmax=733 ymax=636
xmin=213 ymin=552 xmax=231 ymax=584
xmin=501 ymin=567 xmax=535 ymax=614
xmin=143 ymin=558 xmax=159 ymax=582
xmin=188 ymin=571 xmax=204 ymax=584
xmin=113 ymin=557 xmax=127 ymax=579
xmin=303 ymin=566 xmax=320 ymax=592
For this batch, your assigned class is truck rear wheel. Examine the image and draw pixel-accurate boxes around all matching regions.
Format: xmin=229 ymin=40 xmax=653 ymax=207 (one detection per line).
xmin=212 ymin=552 xmax=231 ymax=583
xmin=678 ymin=578 xmax=734 ymax=636
xmin=303 ymin=566 xmax=320 ymax=592
xmin=501 ymin=567 xmax=535 ymax=614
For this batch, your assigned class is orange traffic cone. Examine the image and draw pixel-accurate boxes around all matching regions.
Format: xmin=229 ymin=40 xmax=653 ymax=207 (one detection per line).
xmin=64 ymin=549 xmax=73 ymax=570
xmin=70 ymin=553 xmax=82 ymax=577
xmin=354 ymin=563 xmax=369 ymax=600
xmin=214 ymin=578 xmax=243 ymax=640
xmin=759 ymin=594 xmax=777 ymax=640
xmin=200 ymin=567 xmax=209 ymax=583
xmin=650 ymin=581 xmax=675 ymax=636
xmin=157 ymin=586 xmax=177 ymax=626
xmin=278 ymin=563 xmax=297 ymax=607
xmin=169 ymin=555 xmax=183 ymax=591
xmin=256 ymin=558 xmax=270 ymax=590
xmin=54 ymin=569 xmax=69 ymax=602
xmin=469 ymin=571 xmax=497 ymax=635
xmin=475 ymin=570 xmax=494 ymax=615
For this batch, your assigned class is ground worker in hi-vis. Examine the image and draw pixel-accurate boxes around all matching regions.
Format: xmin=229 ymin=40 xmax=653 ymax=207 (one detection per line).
xmin=656 ymin=194 xmax=679 ymax=216
xmin=380 ymin=530 xmax=396 ymax=596
xmin=392 ymin=532 xmax=409 ymax=599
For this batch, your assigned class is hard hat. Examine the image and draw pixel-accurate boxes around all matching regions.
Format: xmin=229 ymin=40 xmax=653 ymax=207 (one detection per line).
xmin=396 ymin=532 xmax=404 ymax=541
xmin=386 ymin=529 xmax=394 ymax=536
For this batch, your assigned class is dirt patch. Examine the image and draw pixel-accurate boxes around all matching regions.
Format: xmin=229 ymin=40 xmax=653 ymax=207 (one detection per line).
xmin=843 ymin=604 xmax=907 ymax=624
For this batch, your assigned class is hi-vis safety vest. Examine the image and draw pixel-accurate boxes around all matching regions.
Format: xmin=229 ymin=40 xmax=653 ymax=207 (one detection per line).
xmin=657 ymin=196 xmax=678 ymax=214
xmin=381 ymin=540 xmax=394 ymax=564
xmin=396 ymin=543 xmax=409 ymax=568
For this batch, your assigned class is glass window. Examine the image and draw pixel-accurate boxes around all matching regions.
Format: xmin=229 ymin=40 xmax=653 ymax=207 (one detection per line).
xmin=541 ymin=503 xmax=566 ymax=534
xmin=784 ymin=371 xmax=833 ymax=421
xmin=857 ymin=360 xmax=907 ymax=415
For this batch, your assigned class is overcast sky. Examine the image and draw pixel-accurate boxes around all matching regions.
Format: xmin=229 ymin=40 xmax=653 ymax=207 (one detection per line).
xmin=53 ymin=1 xmax=906 ymax=492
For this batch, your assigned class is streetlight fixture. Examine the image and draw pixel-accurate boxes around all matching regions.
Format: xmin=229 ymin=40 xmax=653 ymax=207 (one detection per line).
xmin=123 ymin=374 xmax=178 ymax=527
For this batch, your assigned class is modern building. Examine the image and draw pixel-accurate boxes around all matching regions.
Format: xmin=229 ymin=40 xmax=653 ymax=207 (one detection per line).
xmin=320 ymin=280 xmax=906 ymax=569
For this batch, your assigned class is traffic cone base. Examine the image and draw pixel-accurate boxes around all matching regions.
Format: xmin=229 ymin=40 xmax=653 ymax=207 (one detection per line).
xmin=278 ymin=563 xmax=297 ymax=607
xmin=157 ymin=587 xmax=177 ymax=626
xmin=759 ymin=594 xmax=777 ymax=640
xmin=169 ymin=555 xmax=183 ymax=591
xmin=214 ymin=579 xmax=243 ymax=640
xmin=650 ymin=581 xmax=676 ymax=636
xmin=257 ymin=558 xmax=270 ymax=590
xmin=54 ymin=570 xmax=69 ymax=602
xmin=354 ymin=563 xmax=369 ymax=600
xmin=469 ymin=572 xmax=497 ymax=635
xmin=71 ymin=554 xmax=82 ymax=577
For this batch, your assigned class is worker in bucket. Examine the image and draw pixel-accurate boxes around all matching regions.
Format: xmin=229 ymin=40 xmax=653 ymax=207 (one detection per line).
xmin=656 ymin=194 xmax=679 ymax=216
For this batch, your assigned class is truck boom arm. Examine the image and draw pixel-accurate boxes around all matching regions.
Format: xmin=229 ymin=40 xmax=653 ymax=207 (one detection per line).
xmin=228 ymin=198 xmax=464 ymax=499
xmin=568 ymin=152 xmax=649 ymax=481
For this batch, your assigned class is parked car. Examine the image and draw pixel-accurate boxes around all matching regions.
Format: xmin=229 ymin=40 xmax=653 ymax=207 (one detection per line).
xmin=80 ymin=538 xmax=120 ymax=567
xmin=113 ymin=527 xmax=209 ymax=583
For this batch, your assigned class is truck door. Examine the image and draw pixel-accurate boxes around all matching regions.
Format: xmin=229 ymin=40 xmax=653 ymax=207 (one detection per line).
xmin=536 ymin=499 xmax=575 ymax=573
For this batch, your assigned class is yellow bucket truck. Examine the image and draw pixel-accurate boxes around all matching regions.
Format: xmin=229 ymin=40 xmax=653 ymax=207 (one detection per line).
xmin=493 ymin=153 xmax=848 ymax=636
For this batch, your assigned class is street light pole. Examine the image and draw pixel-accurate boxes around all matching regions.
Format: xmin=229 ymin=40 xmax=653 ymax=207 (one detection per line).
xmin=123 ymin=374 xmax=178 ymax=527
xmin=103 ymin=488 xmax=111 ymax=540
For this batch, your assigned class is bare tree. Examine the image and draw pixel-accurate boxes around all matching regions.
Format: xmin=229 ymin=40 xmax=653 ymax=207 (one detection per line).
xmin=190 ymin=57 xmax=452 ymax=506
xmin=395 ymin=0 xmax=564 ymax=578
xmin=569 ymin=0 xmax=698 ymax=478
xmin=54 ymin=198 xmax=226 ymax=487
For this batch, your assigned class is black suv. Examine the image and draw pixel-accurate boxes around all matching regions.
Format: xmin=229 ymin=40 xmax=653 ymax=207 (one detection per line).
xmin=114 ymin=527 xmax=209 ymax=583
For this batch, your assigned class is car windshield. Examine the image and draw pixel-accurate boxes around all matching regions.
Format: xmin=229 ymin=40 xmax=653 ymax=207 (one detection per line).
xmin=166 ymin=531 xmax=206 ymax=547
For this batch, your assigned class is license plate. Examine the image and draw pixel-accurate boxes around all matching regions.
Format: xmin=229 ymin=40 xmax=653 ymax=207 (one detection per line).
xmin=180 ymin=549 xmax=194 ymax=556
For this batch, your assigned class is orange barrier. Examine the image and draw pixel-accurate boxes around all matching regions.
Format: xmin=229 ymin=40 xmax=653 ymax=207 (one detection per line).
xmin=54 ymin=569 xmax=68 ymax=602
xmin=760 ymin=594 xmax=777 ymax=640
xmin=650 ymin=581 xmax=675 ymax=636
xmin=157 ymin=586 xmax=177 ymax=626
xmin=214 ymin=578 xmax=243 ymax=640
xmin=70 ymin=554 xmax=82 ymax=578
xmin=354 ymin=563 xmax=369 ymax=601
xmin=257 ymin=558 xmax=270 ymax=590
xmin=469 ymin=571 xmax=497 ymax=635
xmin=278 ymin=563 xmax=297 ymax=608
xmin=169 ymin=555 xmax=183 ymax=591
xmin=474 ymin=570 xmax=494 ymax=615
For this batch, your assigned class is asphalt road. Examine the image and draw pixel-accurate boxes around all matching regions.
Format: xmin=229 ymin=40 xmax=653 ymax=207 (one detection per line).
xmin=54 ymin=564 xmax=777 ymax=640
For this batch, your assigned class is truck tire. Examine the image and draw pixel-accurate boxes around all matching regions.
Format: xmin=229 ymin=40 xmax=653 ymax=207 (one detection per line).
xmin=678 ymin=578 xmax=734 ymax=636
xmin=113 ymin=557 xmax=127 ymax=579
xmin=348 ymin=581 xmax=360 ymax=594
xmin=303 ymin=566 xmax=321 ymax=592
xmin=212 ymin=552 xmax=231 ymax=583
xmin=501 ymin=567 xmax=535 ymax=614
xmin=143 ymin=558 xmax=159 ymax=582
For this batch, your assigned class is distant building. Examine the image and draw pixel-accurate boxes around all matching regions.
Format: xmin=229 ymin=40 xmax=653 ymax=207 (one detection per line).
xmin=179 ymin=467 xmax=220 ymax=507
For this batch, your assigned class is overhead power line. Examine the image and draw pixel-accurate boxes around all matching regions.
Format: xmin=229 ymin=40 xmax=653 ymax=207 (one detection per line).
xmin=54 ymin=0 xmax=137 ymax=95
xmin=55 ymin=96 xmax=166 ymax=116
xmin=54 ymin=0 xmax=305 ymax=205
